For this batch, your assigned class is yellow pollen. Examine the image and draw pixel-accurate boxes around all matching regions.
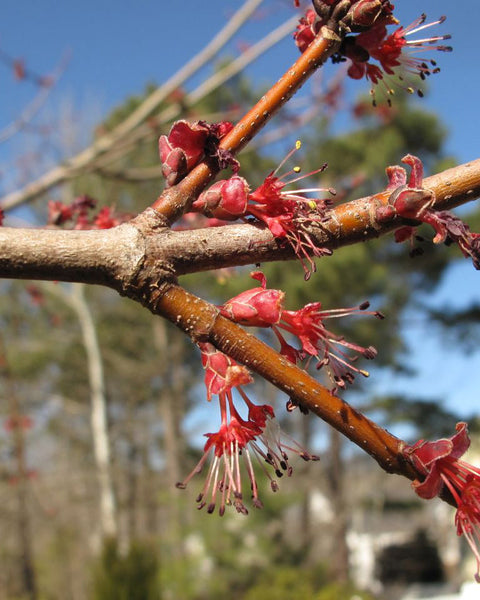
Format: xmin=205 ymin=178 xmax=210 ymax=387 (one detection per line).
xmin=295 ymin=140 xmax=302 ymax=150
xmin=293 ymin=166 xmax=301 ymax=173
xmin=307 ymin=200 xmax=317 ymax=210
xmin=407 ymin=87 xmax=414 ymax=94
xmin=360 ymin=369 xmax=370 ymax=377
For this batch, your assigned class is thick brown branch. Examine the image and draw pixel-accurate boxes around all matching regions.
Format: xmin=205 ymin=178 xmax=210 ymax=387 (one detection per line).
xmin=0 ymin=226 xmax=146 ymax=288
xmin=1 ymin=160 xmax=479 ymax=284
xmin=156 ymin=159 xmax=480 ymax=274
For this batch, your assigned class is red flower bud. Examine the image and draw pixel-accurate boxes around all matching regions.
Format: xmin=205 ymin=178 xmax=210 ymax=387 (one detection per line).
xmin=294 ymin=9 xmax=321 ymax=53
xmin=220 ymin=286 xmax=284 ymax=327
xmin=192 ymin=176 xmax=249 ymax=220
xmin=346 ymin=0 xmax=385 ymax=29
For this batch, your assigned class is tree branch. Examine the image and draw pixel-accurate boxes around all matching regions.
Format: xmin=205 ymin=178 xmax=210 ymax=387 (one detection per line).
xmin=1 ymin=159 xmax=479 ymax=283
xmin=152 ymin=26 xmax=341 ymax=222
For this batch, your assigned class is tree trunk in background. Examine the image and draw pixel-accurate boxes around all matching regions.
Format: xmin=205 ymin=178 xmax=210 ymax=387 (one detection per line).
xmin=69 ymin=284 xmax=118 ymax=540
xmin=125 ymin=404 xmax=139 ymax=543
xmin=0 ymin=335 xmax=38 ymax=600
xmin=327 ymin=428 xmax=349 ymax=583
xmin=154 ymin=320 xmax=187 ymax=554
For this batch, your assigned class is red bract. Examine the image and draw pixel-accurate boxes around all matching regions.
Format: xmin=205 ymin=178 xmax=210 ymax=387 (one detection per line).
xmin=159 ymin=121 xmax=209 ymax=186
xmin=177 ymin=343 xmax=319 ymax=515
xmin=199 ymin=342 xmax=253 ymax=401
xmin=158 ymin=119 xmax=234 ymax=187
xmin=294 ymin=9 xmax=321 ymax=53
xmin=403 ymin=423 xmax=480 ymax=582
xmin=380 ymin=155 xmax=480 ymax=269
xmin=347 ymin=1 xmax=394 ymax=29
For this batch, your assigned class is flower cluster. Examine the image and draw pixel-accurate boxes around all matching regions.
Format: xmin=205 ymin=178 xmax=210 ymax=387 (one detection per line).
xmin=192 ymin=141 xmax=336 ymax=279
xmin=404 ymin=423 xmax=480 ymax=582
xmin=47 ymin=196 xmax=131 ymax=230
xmin=219 ymin=271 xmax=383 ymax=393
xmin=176 ymin=342 xmax=319 ymax=515
xmin=294 ymin=2 xmax=452 ymax=105
xmin=158 ymin=119 xmax=236 ymax=187
xmin=376 ymin=154 xmax=480 ymax=269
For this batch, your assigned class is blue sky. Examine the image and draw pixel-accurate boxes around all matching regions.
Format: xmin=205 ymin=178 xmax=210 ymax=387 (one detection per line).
xmin=1 ymin=1 xmax=479 ymax=425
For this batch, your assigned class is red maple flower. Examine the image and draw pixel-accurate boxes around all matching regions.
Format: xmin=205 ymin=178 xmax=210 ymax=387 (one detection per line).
xmin=338 ymin=12 xmax=451 ymax=105
xmin=219 ymin=272 xmax=383 ymax=392
xmin=189 ymin=142 xmax=335 ymax=279
xmin=247 ymin=142 xmax=335 ymax=279
xmin=47 ymin=197 xmax=130 ymax=231
xmin=404 ymin=422 xmax=480 ymax=582
xmin=47 ymin=200 xmax=75 ymax=226
xmin=176 ymin=342 xmax=319 ymax=515
xmin=275 ymin=300 xmax=382 ymax=391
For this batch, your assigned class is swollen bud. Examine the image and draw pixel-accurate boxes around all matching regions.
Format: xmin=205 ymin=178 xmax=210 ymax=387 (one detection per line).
xmin=345 ymin=0 xmax=396 ymax=31
xmin=159 ymin=121 xmax=209 ymax=186
xmin=192 ymin=175 xmax=249 ymax=220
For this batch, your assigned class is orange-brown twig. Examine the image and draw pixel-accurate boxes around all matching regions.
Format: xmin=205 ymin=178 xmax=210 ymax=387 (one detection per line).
xmin=154 ymin=284 xmax=417 ymax=481
xmin=152 ymin=27 xmax=340 ymax=223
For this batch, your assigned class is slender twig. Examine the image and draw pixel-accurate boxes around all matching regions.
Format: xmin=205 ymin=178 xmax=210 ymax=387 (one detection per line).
xmin=0 ymin=52 xmax=70 ymax=144
xmin=152 ymin=26 xmax=341 ymax=222
xmin=153 ymin=284 xmax=416 ymax=478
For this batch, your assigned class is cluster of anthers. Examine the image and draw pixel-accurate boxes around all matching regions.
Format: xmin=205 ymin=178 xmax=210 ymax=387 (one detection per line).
xmin=176 ymin=271 xmax=382 ymax=514
xmin=294 ymin=0 xmax=452 ymax=106
xmin=176 ymin=342 xmax=320 ymax=516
